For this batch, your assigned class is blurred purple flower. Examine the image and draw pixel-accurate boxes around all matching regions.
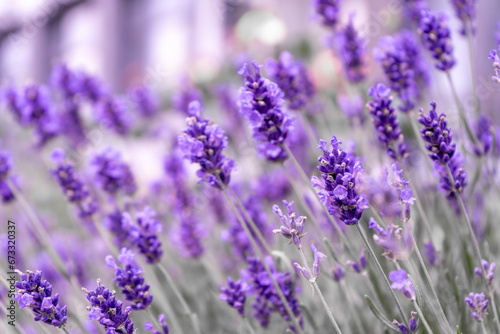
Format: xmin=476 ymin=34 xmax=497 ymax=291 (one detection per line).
xmin=389 ymin=269 xmax=415 ymax=300
xmin=401 ymin=0 xmax=428 ymax=23
xmin=311 ymin=0 xmax=340 ymax=28
xmin=473 ymin=115 xmax=493 ymax=156
xmin=338 ymin=94 xmax=364 ymax=123
xmin=93 ymin=96 xmax=131 ymax=135
xmin=423 ymin=241 xmax=439 ymax=267
xmin=126 ymin=206 xmax=163 ymax=264
xmin=91 ymin=148 xmax=137 ymax=196
xmin=128 ymin=85 xmax=159 ymax=118
xmin=219 ymin=277 xmax=248 ymax=316
xmin=336 ymin=14 xmax=366 ymax=83
xmin=145 ymin=314 xmax=169 ymax=334
xmin=474 ymin=259 xmax=496 ymax=285
xmin=0 ymin=146 xmax=16 ymax=203
xmin=450 ymin=0 xmax=477 ymax=35
xmin=465 ymin=292 xmax=488 ymax=322
xmin=171 ymin=78 xmax=203 ymax=114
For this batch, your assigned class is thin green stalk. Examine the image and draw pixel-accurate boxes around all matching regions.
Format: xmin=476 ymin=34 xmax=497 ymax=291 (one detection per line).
xmin=62 ymin=329 xmax=70 ymax=334
xmin=445 ymin=165 xmax=500 ymax=333
xmin=356 ymin=224 xmax=408 ymax=325
xmin=157 ymin=262 xmax=201 ymax=334
xmin=413 ymin=301 xmax=434 ymax=334
xmin=298 ymin=247 xmax=343 ymax=333
xmin=282 ymin=143 xmax=355 ymax=256
xmin=222 ymin=190 xmax=305 ymax=334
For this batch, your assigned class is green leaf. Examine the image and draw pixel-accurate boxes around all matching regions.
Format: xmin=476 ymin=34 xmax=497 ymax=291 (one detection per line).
xmin=365 ymin=295 xmax=400 ymax=332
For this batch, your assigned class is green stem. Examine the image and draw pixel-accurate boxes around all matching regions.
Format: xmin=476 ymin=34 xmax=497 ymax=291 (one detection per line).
xmin=298 ymin=247 xmax=343 ymax=333
xmin=62 ymin=328 xmax=70 ymax=334
xmin=157 ymin=262 xmax=201 ymax=334
xmin=413 ymin=300 xmax=434 ymax=334
xmin=481 ymin=322 xmax=489 ymax=334
xmin=356 ymin=224 xmax=408 ymax=325
xmin=222 ymin=189 xmax=305 ymax=334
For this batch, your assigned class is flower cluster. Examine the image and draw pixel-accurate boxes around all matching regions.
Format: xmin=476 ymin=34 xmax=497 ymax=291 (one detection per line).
xmin=124 ymin=206 xmax=163 ymax=264
xmin=105 ymin=248 xmax=153 ymax=310
xmin=311 ymin=0 xmax=340 ymax=28
xmin=489 ymin=47 xmax=500 ymax=84
xmin=84 ymin=279 xmax=135 ymax=333
xmin=128 ymin=85 xmax=159 ymax=117
xmin=450 ymin=0 xmax=477 ymax=35
xmin=145 ymin=314 xmax=169 ymax=334
xmin=473 ymin=115 xmax=494 ymax=156
xmin=91 ymin=148 xmax=137 ymax=196
xmin=272 ymin=200 xmax=306 ymax=249
xmin=93 ymin=97 xmax=131 ymax=136
xmin=178 ymin=101 xmax=235 ymax=189
xmin=389 ymin=269 xmax=415 ymax=300
xmin=434 ymin=153 xmax=467 ymax=210
xmin=418 ymin=11 xmax=456 ymax=72
xmin=265 ymin=51 xmax=315 ymax=110
xmin=312 ymin=136 xmax=367 ymax=225
xmin=366 ymin=83 xmax=407 ymax=159
xmin=50 ymin=149 xmax=97 ymax=218
xmin=474 ymin=260 xmax=496 ymax=285
xmin=336 ymin=14 xmax=366 ymax=83
xmin=369 ymin=218 xmax=413 ymax=262
xmin=401 ymin=0 xmax=428 ymax=23
xmin=0 ymin=145 xmax=16 ymax=203
xmin=171 ymin=79 xmax=203 ymax=114
xmin=465 ymin=292 xmax=489 ymax=322
xmin=238 ymin=61 xmax=295 ymax=162
xmin=14 ymin=270 xmax=68 ymax=328
xmin=219 ymin=277 xmax=248 ymax=316
xmin=346 ymin=248 xmax=366 ymax=273
xmin=397 ymin=30 xmax=430 ymax=92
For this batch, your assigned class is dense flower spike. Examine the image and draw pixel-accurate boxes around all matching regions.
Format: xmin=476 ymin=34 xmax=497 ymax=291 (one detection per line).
xmin=389 ymin=269 xmax=415 ymax=300
xmin=219 ymin=277 xmax=248 ymax=316
xmin=366 ymin=84 xmax=407 ymax=159
xmin=373 ymin=36 xmax=417 ymax=112
xmin=369 ymin=218 xmax=413 ymax=262
xmin=272 ymin=200 xmax=306 ymax=248
xmin=402 ymin=0 xmax=428 ymax=23
xmin=397 ymin=30 xmax=430 ymax=91
xmin=489 ymin=47 xmax=500 ymax=84
xmin=418 ymin=11 xmax=456 ymax=71
xmin=450 ymin=0 xmax=477 ymax=35
xmin=473 ymin=115 xmax=494 ymax=156
xmin=2 ymin=85 xmax=24 ymax=121
xmin=91 ymin=148 xmax=137 ymax=196
xmin=93 ymin=96 xmax=131 ymax=135
xmin=312 ymin=136 xmax=367 ymax=225
xmin=465 ymin=292 xmax=489 ymax=322
xmin=83 ymin=279 xmax=135 ymax=333
xmin=105 ymin=248 xmax=152 ymax=310
xmin=434 ymin=153 xmax=467 ymax=208
xmin=144 ymin=314 xmax=169 ymax=334
xmin=237 ymin=61 xmax=295 ymax=161
xmin=474 ymin=260 xmax=496 ymax=285
xmin=242 ymin=257 xmax=302 ymax=331
xmin=336 ymin=14 xmax=366 ymax=83
xmin=311 ymin=0 xmax=340 ymax=28
xmin=50 ymin=149 xmax=97 ymax=217
xmin=128 ymin=85 xmax=159 ymax=117
xmin=424 ymin=241 xmax=439 ymax=267
xmin=124 ymin=206 xmax=163 ymax=264
xmin=418 ymin=102 xmax=456 ymax=164
xmin=265 ymin=51 xmax=316 ymax=110
xmin=0 ymin=145 xmax=16 ymax=203
xmin=50 ymin=64 xmax=82 ymax=98
xmin=14 ymin=270 xmax=68 ymax=328
xmin=178 ymin=101 xmax=235 ymax=189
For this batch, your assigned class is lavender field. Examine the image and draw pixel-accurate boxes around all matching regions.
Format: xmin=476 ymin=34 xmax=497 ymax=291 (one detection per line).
xmin=1 ymin=0 xmax=500 ymax=333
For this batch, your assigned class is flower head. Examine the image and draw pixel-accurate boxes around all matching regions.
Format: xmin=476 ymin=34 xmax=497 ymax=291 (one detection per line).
xmin=311 ymin=0 xmax=340 ymax=28
xmin=389 ymin=269 xmax=415 ymax=300
xmin=336 ymin=14 xmax=366 ymax=83
xmin=93 ymin=96 xmax=131 ymax=135
xmin=91 ymin=148 xmax=137 ymax=196
xmin=219 ymin=277 xmax=248 ymax=316
xmin=474 ymin=260 xmax=496 ymax=285
xmin=465 ymin=292 xmax=488 ymax=322
xmin=0 ymin=145 xmax=16 ymax=203
xmin=272 ymin=200 xmax=306 ymax=248
xmin=144 ymin=314 xmax=169 ymax=334
xmin=14 ymin=270 xmax=68 ymax=328
xmin=237 ymin=61 xmax=295 ymax=162
xmin=489 ymin=47 xmax=500 ymax=84
xmin=418 ymin=11 xmax=455 ymax=71
xmin=128 ymin=85 xmax=159 ymax=117
xmin=450 ymin=0 xmax=477 ymax=35
xmin=369 ymin=218 xmax=413 ymax=262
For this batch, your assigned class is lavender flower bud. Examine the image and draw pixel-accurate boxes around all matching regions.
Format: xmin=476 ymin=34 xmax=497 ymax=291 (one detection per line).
xmin=418 ymin=11 xmax=456 ymax=72
xmin=272 ymin=200 xmax=306 ymax=249
xmin=313 ymin=136 xmax=366 ymax=225
xmin=418 ymin=102 xmax=456 ymax=164
xmin=423 ymin=241 xmax=439 ymax=267
xmin=489 ymin=47 xmax=500 ymax=84
xmin=131 ymin=206 xmax=163 ymax=264
xmin=91 ymin=148 xmax=137 ymax=196
xmin=366 ymin=83 xmax=407 ymax=159
xmin=465 ymin=292 xmax=488 ymax=322
xmin=473 ymin=115 xmax=494 ymax=156
xmin=311 ymin=0 xmax=340 ymax=28
xmin=450 ymin=0 xmax=477 ymax=35
xmin=145 ymin=314 xmax=169 ymax=334
xmin=434 ymin=153 xmax=467 ymax=210
xmin=14 ymin=270 xmax=68 ymax=328
xmin=178 ymin=101 xmax=235 ymax=189
xmin=83 ymin=279 xmax=135 ymax=333
xmin=106 ymin=248 xmax=153 ymax=310
xmin=238 ymin=61 xmax=295 ymax=162
xmin=389 ymin=269 xmax=415 ymax=300
xmin=336 ymin=14 xmax=366 ymax=83
xmin=410 ymin=311 xmax=418 ymax=331
xmin=294 ymin=262 xmax=312 ymax=281
xmin=392 ymin=320 xmax=409 ymax=333
xmin=333 ymin=264 xmax=344 ymax=282
xmin=265 ymin=51 xmax=315 ymax=110
xmin=311 ymin=243 xmax=327 ymax=279
xmin=474 ymin=259 xmax=496 ymax=285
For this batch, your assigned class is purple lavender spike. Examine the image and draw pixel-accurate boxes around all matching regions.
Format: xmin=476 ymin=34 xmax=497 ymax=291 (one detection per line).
xmin=311 ymin=0 xmax=341 ymax=28
xmin=91 ymin=147 xmax=137 ymax=196
xmin=450 ymin=0 xmax=477 ymax=35
xmin=93 ymin=96 xmax=131 ymax=135
xmin=272 ymin=200 xmax=306 ymax=249
xmin=369 ymin=218 xmax=413 ymax=262
xmin=219 ymin=277 xmax=248 ymax=316
xmin=128 ymin=85 xmax=159 ymax=118
xmin=489 ymin=47 xmax=500 ymax=84
xmin=336 ymin=14 xmax=366 ymax=83
xmin=0 ymin=145 xmax=17 ymax=203
xmin=465 ymin=292 xmax=488 ymax=322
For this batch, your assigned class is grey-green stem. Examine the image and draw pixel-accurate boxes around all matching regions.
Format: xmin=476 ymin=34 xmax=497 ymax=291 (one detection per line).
xmin=413 ymin=300 xmax=434 ymax=334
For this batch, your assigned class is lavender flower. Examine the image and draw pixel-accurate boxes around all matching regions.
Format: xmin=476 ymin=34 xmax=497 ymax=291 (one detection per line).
xmin=14 ymin=270 xmax=68 ymax=328
xmin=423 ymin=241 xmax=439 ymax=267
xmin=373 ymin=36 xmax=417 ymax=112
xmin=91 ymin=148 xmax=137 ymax=196
xmin=418 ymin=11 xmax=456 ymax=72
xmin=389 ymin=269 xmax=415 ymax=300
xmin=265 ymin=51 xmax=315 ymax=110
xmin=171 ymin=79 xmax=203 ymax=114
xmin=465 ymin=292 xmax=488 ymax=322
xmin=50 ymin=64 xmax=82 ymax=98
xmin=237 ymin=61 xmax=295 ymax=162
xmin=50 ymin=149 xmax=97 ymax=218
xmin=393 ymin=312 xmax=418 ymax=333
xmin=346 ymin=248 xmax=367 ymax=273
xmin=489 ymin=47 xmax=500 ymax=84
xmin=366 ymin=84 xmax=407 ymax=159
xmin=311 ymin=243 xmax=327 ymax=280
xmin=83 ymin=279 xmax=135 ymax=333
xmin=418 ymin=102 xmax=456 ymax=164
xmin=178 ymin=101 xmax=235 ymax=189
xmin=333 ymin=264 xmax=345 ymax=282
xmin=145 ymin=314 xmax=169 ymax=334
xmin=59 ymin=99 xmax=86 ymax=146
xmin=336 ymin=14 xmax=366 ymax=83
xmin=473 ymin=115 xmax=493 ymax=156
xmin=434 ymin=153 xmax=467 ymax=209
xmin=219 ymin=277 xmax=248 ymax=316
xmin=2 ymin=85 xmax=23 ymax=121
xmin=128 ymin=85 xmax=159 ymax=118
xmin=272 ymin=200 xmax=306 ymax=249
xmin=80 ymin=73 xmax=110 ymax=103
xmin=125 ymin=206 xmax=163 ymax=264
xmin=0 ymin=146 xmax=16 ymax=203
xmin=474 ymin=260 xmax=496 ymax=285
xmin=312 ymin=136 xmax=367 ymax=225
xmin=369 ymin=218 xmax=413 ymax=262
xmin=311 ymin=0 xmax=340 ymax=28
xmin=105 ymin=248 xmax=152 ymax=310
xmin=450 ymin=0 xmax=477 ymax=35
xmin=93 ymin=97 xmax=131 ymax=135
xmin=397 ymin=30 xmax=430 ymax=91
xmin=402 ymin=0 xmax=428 ymax=23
